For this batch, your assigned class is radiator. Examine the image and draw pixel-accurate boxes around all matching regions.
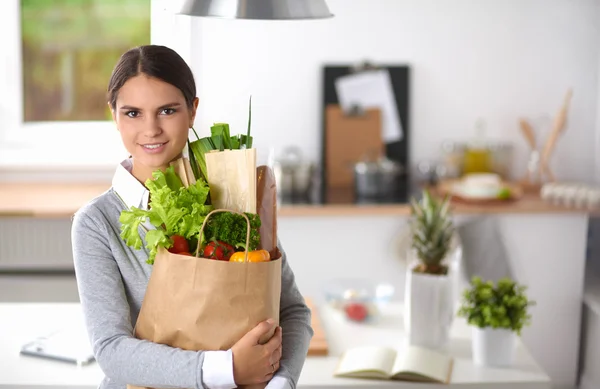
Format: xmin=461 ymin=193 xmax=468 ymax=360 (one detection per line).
xmin=0 ymin=217 xmax=74 ymax=271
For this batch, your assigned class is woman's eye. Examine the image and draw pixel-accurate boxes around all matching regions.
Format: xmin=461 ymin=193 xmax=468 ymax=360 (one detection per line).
xmin=160 ymin=108 xmax=176 ymax=115
xmin=125 ymin=111 xmax=139 ymax=118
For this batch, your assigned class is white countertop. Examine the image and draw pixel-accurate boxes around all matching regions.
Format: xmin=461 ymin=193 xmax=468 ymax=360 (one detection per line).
xmin=0 ymin=301 xmax=551 ymax=389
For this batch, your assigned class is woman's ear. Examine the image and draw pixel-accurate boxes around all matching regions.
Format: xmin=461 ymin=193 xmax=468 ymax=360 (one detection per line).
xmin=190 ymin=97 xmax=199 ymax=127
xmin=108 ymin=102 xmax=117 ymax=124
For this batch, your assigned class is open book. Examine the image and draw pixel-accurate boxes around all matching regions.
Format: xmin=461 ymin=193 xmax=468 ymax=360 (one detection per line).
xmin=334 ymin=345 xmax=453 ymax=384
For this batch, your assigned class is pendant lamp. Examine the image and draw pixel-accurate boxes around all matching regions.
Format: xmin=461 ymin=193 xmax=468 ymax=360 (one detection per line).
xmin=178 ymin=0 xmax=334 ymax=20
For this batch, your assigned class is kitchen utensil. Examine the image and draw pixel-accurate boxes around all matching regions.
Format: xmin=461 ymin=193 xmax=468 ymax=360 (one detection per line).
xmin=539 ymin=89 xmax=572 ymax=182
xmin=436 ymin=177 xmax=523 ymax=204
xmin=323 ymin=278 xmax=395 ymax=323
xmin=273 ymin=146 xmax=315 ymax=204
xmin=416 ymin=160 xmax=445 ymax=186
xmin=519 ymin=118 xmax=540 ymax=186
xmin=440 ymin=141 xmax=465 ymax=178
xmin=353 ymin=156 xmax=403 ymax=199
xmin=488 ymin=142 xmax=514 ymax=180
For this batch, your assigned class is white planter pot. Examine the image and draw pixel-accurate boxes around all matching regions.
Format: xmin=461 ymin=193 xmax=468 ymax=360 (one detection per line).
xmin=472 ymin=327 xmax=517 ymax=367
xmin=404 ymin=270 xmax=455 ymax=350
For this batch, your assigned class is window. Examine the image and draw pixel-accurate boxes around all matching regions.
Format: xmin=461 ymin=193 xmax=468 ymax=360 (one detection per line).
xmin=21 ymin=0 xmax=151 ymax=122
xmin=0 ymin=0 xmax=194 ymax=169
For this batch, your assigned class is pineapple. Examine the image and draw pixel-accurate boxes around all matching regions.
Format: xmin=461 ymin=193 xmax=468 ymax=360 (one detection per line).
xmin=409 ymin=189 xmax=454 ymax=275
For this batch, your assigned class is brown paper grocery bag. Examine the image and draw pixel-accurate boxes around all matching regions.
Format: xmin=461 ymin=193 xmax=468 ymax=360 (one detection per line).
xmin=205 ymin=149 xmax=257 ymax=213
xmin=127 ymin=209 xmax=282 ymax=389
xmin=169 ymin=157 xmax=196 ymax=187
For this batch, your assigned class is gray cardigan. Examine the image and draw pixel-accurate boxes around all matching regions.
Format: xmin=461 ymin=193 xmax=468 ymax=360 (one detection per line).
xmin=71 ymin=188 xmax=313 ymax=389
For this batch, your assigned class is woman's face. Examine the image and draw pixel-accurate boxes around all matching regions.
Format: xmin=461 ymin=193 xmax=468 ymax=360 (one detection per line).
xmin=111 ymin=74 xmax=198 ymax=181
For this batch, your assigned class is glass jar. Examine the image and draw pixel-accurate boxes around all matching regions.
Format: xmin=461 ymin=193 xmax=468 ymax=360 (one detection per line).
xmin=440 ymin=141 xmax=465 ymax=178
xmin=488 ymin=142 xmax=514 ymax=180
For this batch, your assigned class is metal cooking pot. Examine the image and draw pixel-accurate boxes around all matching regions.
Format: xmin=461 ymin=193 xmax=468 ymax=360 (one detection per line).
xmin=353 ymin=157 xmax=404 ymax=199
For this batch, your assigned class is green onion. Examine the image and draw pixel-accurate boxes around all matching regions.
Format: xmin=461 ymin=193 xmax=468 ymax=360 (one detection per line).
xmin=187 ymin=139 xmax=201 ymax=181
xmin=189 ymin=137 xmax=216 ymax=181
xmin=187 ymin=95 xmax=255 ymax=180
xmin=246 ymin=96 xmax=252 ymax=148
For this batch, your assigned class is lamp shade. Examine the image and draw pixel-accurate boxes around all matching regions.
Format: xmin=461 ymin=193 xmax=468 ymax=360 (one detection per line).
xmin=178 ymin=0 xmax=334 ymax=20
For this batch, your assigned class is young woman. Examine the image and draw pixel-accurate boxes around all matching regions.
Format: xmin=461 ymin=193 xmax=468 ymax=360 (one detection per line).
xmin=71 ymin=45 xmax=313 ymax=389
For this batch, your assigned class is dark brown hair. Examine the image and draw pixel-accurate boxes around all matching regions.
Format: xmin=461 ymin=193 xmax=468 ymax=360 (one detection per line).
xmin=107 ymin=45 xmax=196 ymax=110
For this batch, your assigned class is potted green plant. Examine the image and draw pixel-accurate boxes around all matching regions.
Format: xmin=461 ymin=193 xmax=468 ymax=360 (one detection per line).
xmin=457 ymin=276 xmax=535 ymax=366
xmin=404 ymin=189 xmax=459 ymax=349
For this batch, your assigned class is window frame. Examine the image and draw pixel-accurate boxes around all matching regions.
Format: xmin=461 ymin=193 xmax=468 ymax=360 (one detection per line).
xmin=0 ymin=0 xmax=193 ymax=170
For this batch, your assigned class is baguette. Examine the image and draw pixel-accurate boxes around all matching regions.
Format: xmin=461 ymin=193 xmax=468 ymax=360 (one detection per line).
xmin=256 ymin=165 xmax=278 ymax=259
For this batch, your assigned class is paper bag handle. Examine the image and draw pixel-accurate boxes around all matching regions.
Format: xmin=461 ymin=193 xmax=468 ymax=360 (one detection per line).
xmin=195 ymin=208 xmax=251 ymax=263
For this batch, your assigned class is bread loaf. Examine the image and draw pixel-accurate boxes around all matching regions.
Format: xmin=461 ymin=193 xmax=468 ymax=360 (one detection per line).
xmin=256 ymin=165 xmax=278 ymax=258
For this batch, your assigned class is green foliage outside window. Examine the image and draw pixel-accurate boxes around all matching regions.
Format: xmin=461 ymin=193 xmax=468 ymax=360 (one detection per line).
xmin=21 ymin=0 xmax=150 ymax=122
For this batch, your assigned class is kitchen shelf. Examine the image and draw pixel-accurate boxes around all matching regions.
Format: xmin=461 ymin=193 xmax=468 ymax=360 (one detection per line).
xmin=0 ymin=182 xmax=594 ymax=218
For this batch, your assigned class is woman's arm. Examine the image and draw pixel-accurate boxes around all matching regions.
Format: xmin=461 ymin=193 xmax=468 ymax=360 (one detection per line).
xmin=72 ymin=207 xmax=236 ymax=389
xmin=266 ymin=242 xmax=314 ymax=389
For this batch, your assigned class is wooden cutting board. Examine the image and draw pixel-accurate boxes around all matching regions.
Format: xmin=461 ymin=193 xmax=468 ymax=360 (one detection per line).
xmin=305 ymin=297 xmax=329 ymax=356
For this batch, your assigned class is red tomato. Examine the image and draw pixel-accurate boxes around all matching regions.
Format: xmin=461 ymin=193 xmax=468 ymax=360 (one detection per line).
xmin=168 ymin=235 xmax=190 ymax=254
xmin=203 ymin=241 xmax=235 ymax=261
xmin=178 ymin=252 xmax=193 ymax=256
xmin=344 ymin=302 xmax=368 ymax=322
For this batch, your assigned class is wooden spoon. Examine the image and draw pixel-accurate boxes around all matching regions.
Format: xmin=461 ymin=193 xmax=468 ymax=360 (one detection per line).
xmin=519 ymin=119 xmax=536 ymax=150
xmin=519 ymin=118 xmax=537 ymax=184
xmin=540 ymin=88 xmax=573 ymax=182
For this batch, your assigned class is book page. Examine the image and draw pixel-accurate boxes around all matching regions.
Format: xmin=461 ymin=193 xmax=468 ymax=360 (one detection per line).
xmin=335 ymin=346 xmax=397 ymax=379
xmin=391 ymin=346 xmax=452 ymax=383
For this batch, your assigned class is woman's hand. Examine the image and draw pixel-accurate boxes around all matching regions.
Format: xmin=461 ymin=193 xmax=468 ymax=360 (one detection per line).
xmin=231 ymin=319 xmax=283 ymax=385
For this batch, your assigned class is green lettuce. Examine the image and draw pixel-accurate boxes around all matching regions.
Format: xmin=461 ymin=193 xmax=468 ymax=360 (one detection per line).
xmin=119 ymin=165 xmax=213 ymax=264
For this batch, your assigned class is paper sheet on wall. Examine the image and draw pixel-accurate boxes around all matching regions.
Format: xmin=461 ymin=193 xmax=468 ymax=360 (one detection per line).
xmin=334 ymin=69 xmax=403 ymax=143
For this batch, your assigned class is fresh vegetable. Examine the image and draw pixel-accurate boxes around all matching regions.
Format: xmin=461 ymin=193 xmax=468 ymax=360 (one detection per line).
xmin=203 ymin=240 xmax=236 ymax=261
xmin=229 ymin=249 xmax=270 ymax=263
xmin=187 ymin=138 xmax=201 ymax=183
xmin=497 ymin=187 xmax=511 ymax=200
xmin=167 ymin=235 xmax=190 ymax=254
xmin=344 ymin=302 xmax=368 ymax=322
xmin=188 ymin=96 xmax=254 ymax=181
xmin=203 ymin=211 xmax=261 ymax=251
xmin=119 ymin=166 xmax=213 ymax=264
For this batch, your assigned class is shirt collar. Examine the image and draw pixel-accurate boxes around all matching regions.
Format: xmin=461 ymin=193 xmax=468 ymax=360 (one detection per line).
xmin=112 ymin=158 xmax=150 ymax=210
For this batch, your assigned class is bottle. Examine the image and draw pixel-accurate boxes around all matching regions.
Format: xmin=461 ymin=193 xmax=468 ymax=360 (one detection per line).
xmin=463 ymin=118 xmax=492 ymax=175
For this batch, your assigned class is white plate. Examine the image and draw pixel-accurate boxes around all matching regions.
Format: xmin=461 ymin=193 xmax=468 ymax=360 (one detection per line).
xmin=451 ymin=182 xmax=501 ymax=199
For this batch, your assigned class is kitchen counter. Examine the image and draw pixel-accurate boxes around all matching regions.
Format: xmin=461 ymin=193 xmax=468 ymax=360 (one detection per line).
xmin=0 ymin=301 xmax=551 ymax=389
xmin=0 ymin=182 xmax=590 ymax=388
xmin=0 ymin=182 xmax=592 ymax=217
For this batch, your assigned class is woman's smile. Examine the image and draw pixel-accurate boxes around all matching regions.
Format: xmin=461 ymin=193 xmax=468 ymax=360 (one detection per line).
xmin=140 ymin=141 xmax=168 ymax=153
